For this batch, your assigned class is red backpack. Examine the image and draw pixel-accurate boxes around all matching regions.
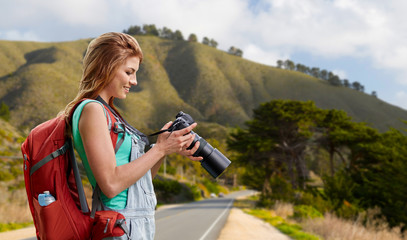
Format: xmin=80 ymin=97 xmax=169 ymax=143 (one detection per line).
xmin=21 ymin=99 xmax=128 ymax=240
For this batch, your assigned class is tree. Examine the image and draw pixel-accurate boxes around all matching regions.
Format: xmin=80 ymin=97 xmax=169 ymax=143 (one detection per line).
xmin=316 ymin=109 xmax=353 ymax=176
xmin=328 ymin=71 xmax=335 ymax=80
xmin=348 ymin=129 xmax=407 ymax=229
xmin=277 ymin=60 xmax=283 ymax=68
xmin=320 ymin=70 xmax=328 ymax=81
xmin=228 ymin=100 xmax=324 ymax=193
xmin=228 ymin=46 xmax=243 ymax=57
xmin=235 ymin=48 xmax=243 ymax=57
xmin=328 ymin=75 xmax=342 ymax=86
xmin=228 ymin=99 xmax=407 ymax=228
xmin=283 ymin=60 xmax=295 ymax=70
xmin=351 ymin=81 xmax=362 ymax=91
xmin=159 ymin=27 xmax=173 ymax=39
xmin=310 ymin=67 xmax=320 ymax=78
xmin=142 ymin=24 xmax=159 ymax=36
xmin=173 ymin=30 xmax=184 ymax=41
xmin=123 ymin=25 xmax=142 ymax=35
xmin=209 ymin=39 xmax=218 ymax=48
xmin=316 ymin=109 xmax=379 ymax=176
xmin=296 ymin=64 xmax=307 ymax=73
xmin=188 ymin=33 xmax=198 ymax=42
xmin=343 ymin=79 xmax=350 ymax=88
xmin=371 ymin=91 xmax=377 ymax=97
xmin=202 ymin=37 xmax=210 ymax=45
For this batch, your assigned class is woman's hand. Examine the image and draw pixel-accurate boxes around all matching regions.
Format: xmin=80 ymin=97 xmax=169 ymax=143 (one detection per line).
xmin=179 ymin=136 xmax=203 ymax=161
xmin=155 ymin=121 xmax=203 ymax=161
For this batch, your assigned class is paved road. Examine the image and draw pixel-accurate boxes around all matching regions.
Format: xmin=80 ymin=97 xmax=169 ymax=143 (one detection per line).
xmin=155 ymin=190 xmax=255 ymax=240
xmin=0 ymin=190 xmax=255 ymax=240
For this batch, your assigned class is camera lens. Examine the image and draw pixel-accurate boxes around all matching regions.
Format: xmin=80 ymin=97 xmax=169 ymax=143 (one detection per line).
xmin=201 ymin=149 xmax=231 ymax=178
xmin=188 ymin=131 xmax=231 ymax=178
xmin=171 ymin=112 xmax=231 ymax=178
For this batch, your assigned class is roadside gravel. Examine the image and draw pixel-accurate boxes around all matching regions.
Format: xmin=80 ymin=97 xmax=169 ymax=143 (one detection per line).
xmin=0 ymin=203 xmax=292 ymax=240
xmin=218 ymin=207 xmax=292 ymax=240
xmin=0 ymin=226 xmax=35 ymax=240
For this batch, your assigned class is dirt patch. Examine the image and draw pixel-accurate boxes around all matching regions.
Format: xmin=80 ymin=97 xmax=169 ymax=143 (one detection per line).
xmin=218 ymin=208 xmax=291 ymax=240
xmin=0 ymin=226 xmax=35 ymax=240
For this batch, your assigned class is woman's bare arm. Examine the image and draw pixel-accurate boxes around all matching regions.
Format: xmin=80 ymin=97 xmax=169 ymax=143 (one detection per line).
xmin=79 ymin=103 xmax=199 ymax=198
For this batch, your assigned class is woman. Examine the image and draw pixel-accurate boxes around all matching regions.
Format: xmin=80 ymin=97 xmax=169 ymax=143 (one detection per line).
xmin=61 ymin=32 xmax=202 ymax=239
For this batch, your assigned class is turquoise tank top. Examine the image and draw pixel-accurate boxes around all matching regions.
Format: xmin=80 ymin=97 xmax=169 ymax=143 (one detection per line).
xmin=72 ymin=100 xmax=132 ymax=209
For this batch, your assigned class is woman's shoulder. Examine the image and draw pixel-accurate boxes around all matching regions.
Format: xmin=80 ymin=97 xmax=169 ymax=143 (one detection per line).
xmin=81 ymin=101 xmax=106 ymax=118
xmin=77 ymin=101 xmax=111 ymax=133
xmin=74 ymin=100 xmax=107 ymax=124
xmin=76 ymin=99 xmax=102 ymax=109
xmin=75 ymin=99 xmax=105 ymax=114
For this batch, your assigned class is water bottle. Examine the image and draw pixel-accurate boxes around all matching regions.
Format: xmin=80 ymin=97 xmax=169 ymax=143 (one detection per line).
xmin=38 ymin=191 xmax=56 ymax=206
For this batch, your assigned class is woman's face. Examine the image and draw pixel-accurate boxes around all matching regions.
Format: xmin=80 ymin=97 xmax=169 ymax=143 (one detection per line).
xmin=100 ymin=56 xmax=140 ymax=101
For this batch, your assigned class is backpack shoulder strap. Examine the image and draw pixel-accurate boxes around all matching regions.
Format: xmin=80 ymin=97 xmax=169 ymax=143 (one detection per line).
xmin=68 ymin=138 xmax=89 ymax=213
xmin=71 ymin=99 xmax=122 ymax=152
xmin=67 ymin=99 xmax=119 ymax=214
xmin=90 ymin=97 xmax=125 ymax=153
xmin=70 ymin=99 xmax=126 ymax=215
xmin=29 ymin=142 xmax=69 ymax=176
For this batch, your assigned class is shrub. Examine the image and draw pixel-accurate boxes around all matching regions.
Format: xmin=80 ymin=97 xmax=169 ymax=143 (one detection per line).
xmin=246 ymin=208 xmax=321 ymax=240
xmin=202 ymin=179 xmax=220 ymax=195
xmin=302 ymin=213 xmax=405 ymax=240
xmin=293 ymin=205 xmax=323 ymax=220
xmin=153 ymin=178 xmax=182 ymax=203
xmin=0 ymin=222 xmax=33 ymax=232
xmin=257 ymin=175 xmax=296 ymax=208
xmin=273 ymin=201 xmax=294 ymax=218
xmin=297 ymin=190 xmax=333 ymax=215
xmin=0 ymin=102 xmax=10 ymax=121
xmin=184 ymin=183 xmax=202 ymax=201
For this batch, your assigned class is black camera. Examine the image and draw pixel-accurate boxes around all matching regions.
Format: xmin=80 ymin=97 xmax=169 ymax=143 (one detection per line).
xmin=167 ymin=111 xmax=231 ymax=178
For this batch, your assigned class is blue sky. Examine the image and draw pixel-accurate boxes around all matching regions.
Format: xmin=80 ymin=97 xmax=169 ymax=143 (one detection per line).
xmin=1 ymin=0 xmax=407 ymax=110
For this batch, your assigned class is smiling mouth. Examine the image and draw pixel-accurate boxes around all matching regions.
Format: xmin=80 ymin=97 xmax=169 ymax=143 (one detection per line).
xmin=124 ymin=86 xmax=130 ymax=91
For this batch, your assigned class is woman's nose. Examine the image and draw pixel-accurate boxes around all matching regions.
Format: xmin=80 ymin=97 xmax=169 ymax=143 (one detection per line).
xmin=130 ymin=76 xmax=137 ymax=86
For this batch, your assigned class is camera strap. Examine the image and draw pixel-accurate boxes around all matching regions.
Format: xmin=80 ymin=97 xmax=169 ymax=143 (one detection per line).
xmin=149 ymin=128 xmax=172 ymax=136
xmin=149 ymin=120 xmax=184 ymax=136
xmin=95 ymin=96 xmax=149 ymax=145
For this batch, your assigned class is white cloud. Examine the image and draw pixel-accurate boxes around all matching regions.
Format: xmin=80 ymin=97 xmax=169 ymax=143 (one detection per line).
xmin=123 ymin=0 xmax=250 ymax=49
xmin=1 ymin=0 xmax=407 ymax=88
xmin=0 ymin=30 xmax=42 ymax=42
xmin=244 ymin=44 xmax=286 ymax=66
xmin=225 ymin=0 xmax=407 ymax=86
xmin=0 ymin=0 xmax=108 ymax=27
xmin=42 ymin=0 xmax=109 ymax=26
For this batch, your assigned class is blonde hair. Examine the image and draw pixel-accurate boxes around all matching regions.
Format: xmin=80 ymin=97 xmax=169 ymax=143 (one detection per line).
xmin=61 ymin=32 xmax=143 ymax=131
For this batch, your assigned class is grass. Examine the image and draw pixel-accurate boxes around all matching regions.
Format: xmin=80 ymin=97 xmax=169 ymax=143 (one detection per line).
xmin=302 ymin=213 xmax=407 ymax=240
xmin=245 ymin=208 xmax=320 ymax=240
xmin=234 ymin=196 xmax=321 ymax=240
xmin=1 ymin=34 xmax=407 ymax=235
xmin=0 ymin=36 xmax=406 ymax=132
xmin=0 ymin=222 xmax=33 ymax=233
xmin=235 ymin=196 xmax=407 ymax=240
xmin=0 ymin=186 xmax=33 ymax=232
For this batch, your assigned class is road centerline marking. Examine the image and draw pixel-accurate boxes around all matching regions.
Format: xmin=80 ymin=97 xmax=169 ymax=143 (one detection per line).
xmin=198 ymin=199 xmax=234 ymax=240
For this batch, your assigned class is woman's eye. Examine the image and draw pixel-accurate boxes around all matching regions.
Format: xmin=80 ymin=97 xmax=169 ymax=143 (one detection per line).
xmin=126 ymin=72 xmax=132 ymax=75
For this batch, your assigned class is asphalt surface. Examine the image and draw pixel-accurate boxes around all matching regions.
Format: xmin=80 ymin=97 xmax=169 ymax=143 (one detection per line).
xmin=155 ymin=190 xmax=255 ymax=240
xmin=0 ymin=190 xmax=256 ymax=240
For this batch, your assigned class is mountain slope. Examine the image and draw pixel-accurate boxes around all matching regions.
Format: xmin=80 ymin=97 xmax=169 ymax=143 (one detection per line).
xmin=0 ymin=36 xmax=406 ymax=133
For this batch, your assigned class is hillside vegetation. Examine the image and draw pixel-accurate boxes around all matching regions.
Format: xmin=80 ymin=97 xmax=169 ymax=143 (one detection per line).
xmin=0 ymin=36 xmax=406 ymax=134
xmin=1 ymin=34 xmax=407 ymax=238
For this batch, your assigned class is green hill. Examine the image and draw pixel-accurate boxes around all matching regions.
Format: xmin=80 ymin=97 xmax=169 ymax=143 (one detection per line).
xmin=0 ymin=36 xmax=406 ymax=134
